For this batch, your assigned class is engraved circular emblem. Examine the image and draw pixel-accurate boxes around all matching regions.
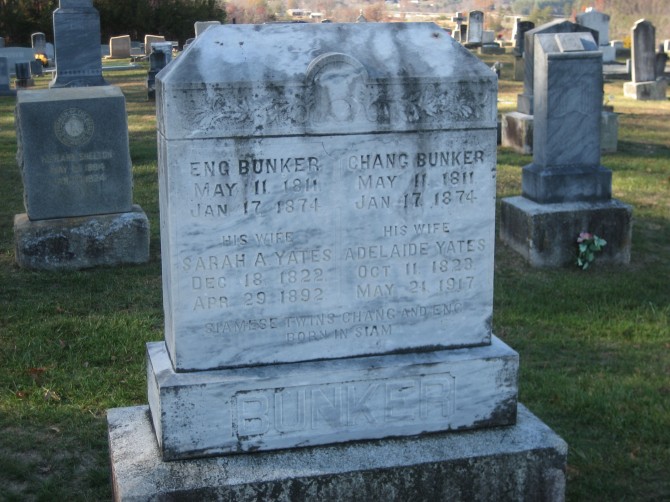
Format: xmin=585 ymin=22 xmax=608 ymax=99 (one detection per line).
xmin=54 ymin=108 xmax=94 ymax=147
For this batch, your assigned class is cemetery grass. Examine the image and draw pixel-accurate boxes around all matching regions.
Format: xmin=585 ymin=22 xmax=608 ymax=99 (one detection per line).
xmin=0 ymin=58 xmax=667 ymax=500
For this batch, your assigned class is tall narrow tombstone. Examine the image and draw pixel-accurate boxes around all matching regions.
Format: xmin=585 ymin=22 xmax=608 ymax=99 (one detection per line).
xmin=513 ymin=20 xmax=535 ymax=81
xmin=31 ymin=32 xmax=47 ymax=54
xmin=503 ymin=20 xmax=597 ymax=155
xmin=50 ymin=0 xmax=106 ymax=88
xmin=0 ymin=57 xmax=16 ymax=95
xmin=146 ymin=47 xmax=169 ymax=100
xmin=108 ymin=22 xmax=566 ymax=500
xmin=624 ymin=19 xmax=667 ymax=100
xmin=466 ymin=11 xmax=484 ymax=46
xmin=501 ymin=32 xmax=632 ymax=268
xmin=519 ymin=20 xmax=598 ymax=115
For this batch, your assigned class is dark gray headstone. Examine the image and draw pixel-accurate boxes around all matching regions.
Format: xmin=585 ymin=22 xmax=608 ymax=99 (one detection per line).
xmin=0 ymin=57 xmax=15 ymax=95
xmin=466 ymin=11 xmax=484 ymax=45
xmin=519 ymin=20 xmax=599 ymax=114
xmin=656 ymin=51 xmax=668 ymax=78
xmin=16 ymin=86 xmax=133 ymax=220
xmin=513 ymin=20 xmax=535 ymax=56
xmin=0 ymin=37 xmax=5 ymax=48
xmin=30 ymin=59 xmax=43 ymax=77
xmin=50 ymin=0 xmax=107 ymax=88
xmin=522 ymin=32 xmax=611 ymax=204
xmin=14 ymin=61 xmax=31 ymax=80
xmin=631 ymin=19 xmax=656 ymax=82
xmin=31 ymin=32 xmax=47 ymax=53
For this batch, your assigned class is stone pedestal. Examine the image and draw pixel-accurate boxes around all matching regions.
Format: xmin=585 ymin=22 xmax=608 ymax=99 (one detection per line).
xmin=501 ymin=111 xmax=533 ymax=154
xmin=148 ymin=338 xmax=518 ymax=459
xmin=623 ymin=79 xmax=667 ymax=100
xmin=108 ymin=403 xmax=567 ymax=502
xmin=499 ymin=197 xmax=632 ymax=268
xmin=14 ymin=205 xmax=150 ymax=270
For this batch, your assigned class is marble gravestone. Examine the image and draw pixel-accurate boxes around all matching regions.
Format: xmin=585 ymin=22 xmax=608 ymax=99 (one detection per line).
xmin=194 ymin=20 xmax=220 ymax=37
xmin=624 ymin=19 xmax=667 ymax=100
xmin=502 ymin=20 xmax=599 ymax=156
xmin=144 ymin=35 xmax=165 ymax=55
xmin=500 ymin=32 xmax=632 ymax=268
xmin=108 ymin=22 xmax=566 ymax=501
xmin=50 ymin=0 xmax=107 ymax=88
xmin=13 ymin=86 xmax=150 ymax=269
xmin=31 ymin=32 xmax=47 ymax=55
xmin=576 ymin=8 xmax=616 ymax=62
xmin=109 ymin=35 xmax=131 ymax=59
xmin=465 ymin=10 xmax=484 ymax=46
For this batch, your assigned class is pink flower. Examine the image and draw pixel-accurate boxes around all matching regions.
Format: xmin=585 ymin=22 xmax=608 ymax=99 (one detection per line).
xmin=577 ymin=232 xmax=593 ymax=243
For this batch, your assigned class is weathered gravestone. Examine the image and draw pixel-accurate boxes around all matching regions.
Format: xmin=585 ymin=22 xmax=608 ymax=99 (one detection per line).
xmin=500 ymin=32 xmax=632 ymax=267
xmin=108 ymin=22 xmax=567 ymax=500
xmin=194 ymin=20 xmax=220 ymax=37
xmin=144 ymin=34 xmax=165 ymax=55
xmin=13 ymin=86 xmax=150 ymax=269
xmin=502 ymin=20 xmax=599 ymax=155
xmin=14 ymin=62 xmax=33 ymax=88
xmin=31 ymin=32 xmax=47 ymax=55
xmin=50 ymin=0 xmax=107 ymax=88
xmin=576 ymin=8 xmax=616 ymax=62
xmin=146 ymin=44 xmax=171 ymax=100
xmin=465 ymin=11 xmax=484 ymax=46
xmin=109 ymin=35 xmax=131 ymax=59
xmin=624 ymin=19 xmax=667 ymax=100
xmin=513 ymin=20 xmax=535 ymax=81
xmin=0 ymin=57 xmax=16 ymax=95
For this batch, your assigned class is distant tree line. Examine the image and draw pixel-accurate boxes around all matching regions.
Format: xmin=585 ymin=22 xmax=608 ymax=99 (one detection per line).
xmin=0 ymin=0 xmax=226 ymax=46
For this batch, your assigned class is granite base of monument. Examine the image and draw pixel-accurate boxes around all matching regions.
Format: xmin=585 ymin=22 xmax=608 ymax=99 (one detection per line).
xmin=108 ymin=403 xmax=566 ymax=502
xmin=499 ymin=196 xmax=632 ymax=268
xmin=501 ymin=112 xmax=533 ymax=155
xmin=623 ymin=79 xmax=668 ymax=100
xmin=148 ymin=337 xmax=518 ymax=459
xmin=14 ymin=205 xmax=150 ymax=270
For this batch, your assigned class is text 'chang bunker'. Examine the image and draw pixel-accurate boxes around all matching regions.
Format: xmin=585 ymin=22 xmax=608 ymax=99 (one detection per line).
xmin=157 ymin=22 xmax=498 ymax=371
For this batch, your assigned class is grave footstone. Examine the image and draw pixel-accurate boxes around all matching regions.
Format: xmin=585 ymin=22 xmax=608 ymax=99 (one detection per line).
xmin=13 ymin=86 xmax=150 ymax=269
xmin=107 ymin=22 xmax=566 ymax=500
xmin=624 ymin=19 xmax=667 ymax=100
xmin=109 ymin=35 xmax=131 ymax=59
xmin=50 ymin=0 xmax=107 ymax=88
xmin=501 ymin=32 xmax=632 ymax=268
xmin=0 ymin=57 xmax=16 ymax=95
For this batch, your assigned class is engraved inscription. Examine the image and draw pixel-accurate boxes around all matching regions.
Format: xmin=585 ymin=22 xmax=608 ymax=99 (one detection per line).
xmin=232 ymin=372 xmax=456 ymax=438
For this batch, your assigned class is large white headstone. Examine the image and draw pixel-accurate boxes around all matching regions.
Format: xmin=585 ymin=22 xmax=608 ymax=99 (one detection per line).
xmin=150 ymin=22 xmax=518 ymax=459
xmin=158 ymin=23 xmax=498 ymax=371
